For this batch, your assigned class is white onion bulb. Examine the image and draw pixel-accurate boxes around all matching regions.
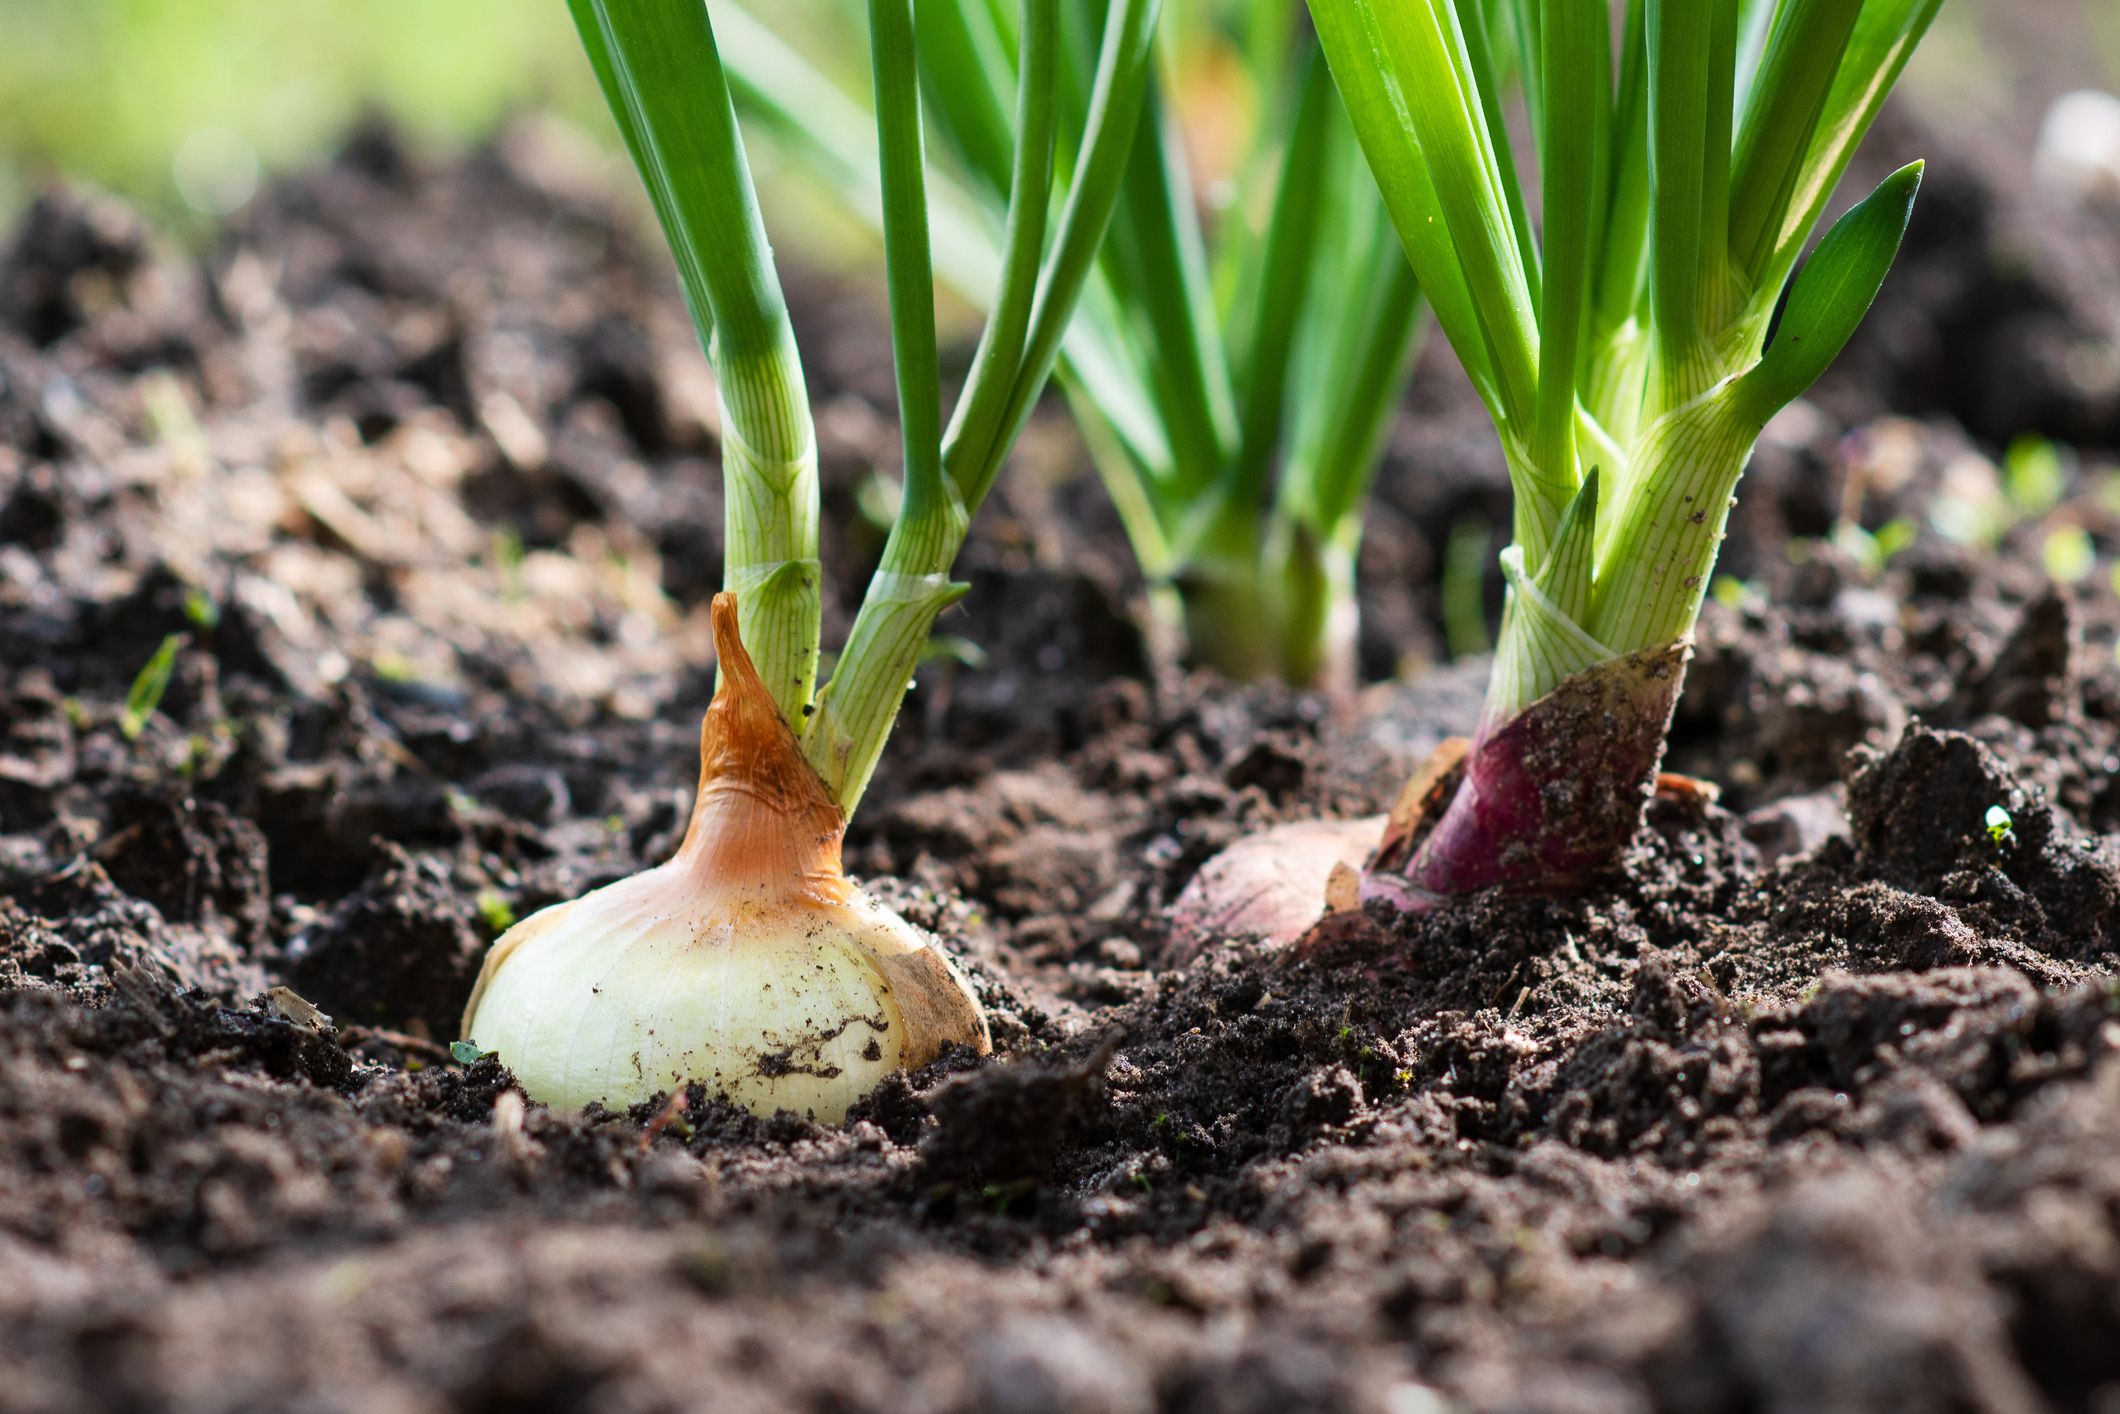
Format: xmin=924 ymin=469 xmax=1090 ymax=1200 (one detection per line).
xmin=462 ymin=594 xmax=990 ymax=1121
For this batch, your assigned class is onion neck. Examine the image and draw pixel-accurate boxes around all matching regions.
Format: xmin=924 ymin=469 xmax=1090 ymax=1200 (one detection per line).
xmin=674 ymin=593 xmax=849 ymax=901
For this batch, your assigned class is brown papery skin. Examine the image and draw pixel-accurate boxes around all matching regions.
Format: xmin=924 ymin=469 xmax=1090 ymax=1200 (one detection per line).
xmin=1361 ymin=642 xmax=1690 ymax=911
xmin=678 ymin=593 xmax=851 ymax=905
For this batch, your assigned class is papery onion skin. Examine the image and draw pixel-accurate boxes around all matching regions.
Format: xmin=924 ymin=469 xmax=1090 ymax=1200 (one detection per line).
xmin=1163 ymin=814 xmax=1384 ymax=962
xmin=461 ymin=593 xmax=989 ymax=1121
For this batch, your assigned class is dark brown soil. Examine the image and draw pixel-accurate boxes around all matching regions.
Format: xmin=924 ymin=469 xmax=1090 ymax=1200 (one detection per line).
xmin=5 ymin=73 xmax=2120 ymax=1413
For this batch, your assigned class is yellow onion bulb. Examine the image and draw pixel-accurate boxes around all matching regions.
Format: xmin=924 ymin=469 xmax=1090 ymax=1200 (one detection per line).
xmin=461 ymin=594 xmax=990 ymax=1121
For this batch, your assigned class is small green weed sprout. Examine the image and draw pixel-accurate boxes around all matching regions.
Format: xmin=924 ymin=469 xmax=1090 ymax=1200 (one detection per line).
xmin=121 ymin=633 xmax=186 ymax=741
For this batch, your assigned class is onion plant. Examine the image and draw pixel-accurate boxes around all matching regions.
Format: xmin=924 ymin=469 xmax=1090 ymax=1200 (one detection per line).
xmin=463 ymin=0 xmax=1158 ymax=1119
xmin=1306 ymin=0 xmax=1939 ymax=905
xmin=718 ymin=2 xmax=1428 ymax=689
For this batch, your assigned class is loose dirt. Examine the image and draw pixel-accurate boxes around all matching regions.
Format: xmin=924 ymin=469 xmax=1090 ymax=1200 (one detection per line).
xmin=4 ymin=72 xmax=2120 ymax=1413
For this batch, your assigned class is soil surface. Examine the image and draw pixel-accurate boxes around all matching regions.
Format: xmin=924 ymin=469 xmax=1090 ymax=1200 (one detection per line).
xmin=5 ymin=61 xmax=2120 ymax=1414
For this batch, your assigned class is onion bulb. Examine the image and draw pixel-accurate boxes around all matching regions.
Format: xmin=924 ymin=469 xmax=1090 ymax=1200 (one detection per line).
xmin=461 ymin=593 xmax=990 ymax=1121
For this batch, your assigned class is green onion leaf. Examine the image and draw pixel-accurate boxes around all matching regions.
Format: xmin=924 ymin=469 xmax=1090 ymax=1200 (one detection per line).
xmin=1728 ymin=0 xmax=1861 ymax=279
xmin=1735 ymin=160 xmax=1923 ymax=420
xmin=869 ymin=0 xmax=947 ymax=524
xmin=571 ymin=0 xmax=821 ymax=719
xmin=940 ymin=0 xmax=1057 ymax=510
xmin=1312 ymin=0 xmax=1539 ymax=429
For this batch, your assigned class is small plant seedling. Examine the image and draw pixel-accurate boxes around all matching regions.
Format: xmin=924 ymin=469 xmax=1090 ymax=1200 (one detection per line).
xmin=182 ymin=587 xmax=219 ymax=630
xmin=1833 ymin=516 xmax=1917 ymax=579
xmin=1710 ymin=575 xmax=1759 ymax=610
xmin=475 ymin=891 xmax=518 ymax=935
xmin=981 ymin=1177 xmax=1038 ymax=1214
xmin=121 ymin=633 xmax=186 ymax=741
xmin=1984 ymin=804 xmax=2016 ymax=851
xmin=2041 ymin=525 xmax=2094 ymax=584
xmin=491 ymin=526 xmax=527 ymax=600
xmin=2003 ymin=433 xmax=2067 ymax=516
xmin=370 ymin=652 xmax=422 ymax=685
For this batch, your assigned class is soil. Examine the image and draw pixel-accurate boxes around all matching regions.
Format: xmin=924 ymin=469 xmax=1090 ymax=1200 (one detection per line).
xmin=5 ymin=59 xmax=2120 ymax=1414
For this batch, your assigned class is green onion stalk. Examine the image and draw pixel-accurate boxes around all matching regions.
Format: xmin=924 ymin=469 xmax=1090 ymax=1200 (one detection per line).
xmin=720 ymin=3 xmax=1429 ymax=693
xmin=1307 ymin=0 xmax=1938 ymax=907
xmin=462 ymin=0 xmax=1159 ymax=1120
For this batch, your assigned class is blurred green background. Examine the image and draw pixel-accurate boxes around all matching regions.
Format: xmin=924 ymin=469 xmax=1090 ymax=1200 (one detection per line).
xmin=0 ymin=0 xmax=2114 ymax=231
xmin=0 ymin=0 xmax=595 ymax=221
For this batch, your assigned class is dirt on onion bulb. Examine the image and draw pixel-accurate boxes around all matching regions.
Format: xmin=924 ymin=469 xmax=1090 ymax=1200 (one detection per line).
xmin=461 ymin=593 xmax=990 ymax=1121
